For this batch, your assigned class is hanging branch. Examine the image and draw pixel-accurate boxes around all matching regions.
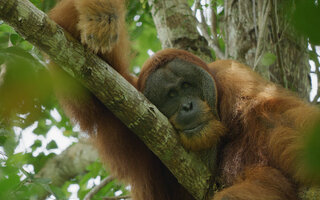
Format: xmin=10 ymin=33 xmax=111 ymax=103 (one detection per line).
xmin=209 ymin=0 xmax=218 ymax=39
xmin=193 ymin=0 xmax=225 ymax=59
xmin=193 ymin=0 xmax=201 ymax=15
xmin=270 ymin=0 xmax=288 ymax=88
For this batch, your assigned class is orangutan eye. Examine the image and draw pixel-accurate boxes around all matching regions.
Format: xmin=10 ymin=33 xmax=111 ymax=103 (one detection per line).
xmin=181 ymin=82 xmax=191 ymax=89
xmin=168 ymin=89 xmax=177 ymax=98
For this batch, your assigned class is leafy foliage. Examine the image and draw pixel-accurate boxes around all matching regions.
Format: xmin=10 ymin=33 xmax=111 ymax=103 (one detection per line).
xmin=261 ymin=52 xmax=277 ymax=67
xmin=292 ymin=0 xmax=320 ymax=45
xmin=304 ymin=120 xmax=320 ymax=181
xmin=126 ymin=1 xmax=161 ymax=73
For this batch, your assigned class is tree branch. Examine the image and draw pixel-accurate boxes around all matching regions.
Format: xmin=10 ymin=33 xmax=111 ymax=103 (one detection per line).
xmin=103 ymin=195 xmax=131 ymax=200
xmin=0 ymin=0 xmax=213 ymax=199
xmin=209 ymin=0 xmax=218 ymax=39
xmin=84 ymin=176 xmax=115 ymax=200
xmin=194 ymin=2 xmax=225 ymax=59
xmin=36 ymin=141 xmax=99 ymax=199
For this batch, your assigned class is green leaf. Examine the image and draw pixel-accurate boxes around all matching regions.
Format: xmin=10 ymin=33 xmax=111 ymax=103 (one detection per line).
xmin=6 ymin=153 xmax=26 ymax=167
xmin=0 ymin=135 xmax=6 ymax=145
xmin=0 ymin=23 xmax=15 ymax=33
xmin=86 ymin=161 xmax=104 ymax=176
xmin=261 ymin=52 xmax=276 ymax=67
xmin=29 ymin=0 xmax=41 ymax=9
xmin=305 ymin=121 xmax=320 ymax=172
xmin=10 ymin=34 xmax=22 ymax=45
xmin=40 ymin=0 xmax=57 ymax=13
xmin=292 ymin=0 xmax=320 ymax=44
xmin=46 ymin=140 xmax=58 ymax=150
xmin=2 ymin=46 xmax=36 ymax=62
xmin=34 ymin=177 xmax=51 ymax=185
xmin=0 ymin=33 xmax=9 ymax=48
xmin=187 ymin=0 xmax=194 ymax=6
xmin=0 ymin=167 xmax=20 ymax=198
xmin=0 ymin=53 xmax=5 ymax=65
xmin=18 ymin=41 xmax=33 ymax=51
xmin=50 ymin=186 xmax=67 ymax=200
xmin=33 ymin=120 xmax=50 ymax=135
xmin=31 ymin=139 xmax=42 ymax=151
xmin=3 ymin=136 xmax=17 ymax=156
xmin=31 ymin=152 xmax=55 ymax=173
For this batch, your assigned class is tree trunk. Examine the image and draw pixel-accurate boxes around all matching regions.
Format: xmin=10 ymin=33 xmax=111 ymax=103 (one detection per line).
xmin=148 ymin=0 xmax=213 ymax=62
xmin=224 ymin=0 xmax=310 ymax=98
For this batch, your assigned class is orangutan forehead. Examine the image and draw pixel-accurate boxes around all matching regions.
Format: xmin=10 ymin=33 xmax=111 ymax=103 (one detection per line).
xmin=144 ymin=58 xmax=214 ymax=88
xmin=144 ymin=59 xmax=197 ymax=88
xmin=164 ymin=58 xmax=214 ymax=83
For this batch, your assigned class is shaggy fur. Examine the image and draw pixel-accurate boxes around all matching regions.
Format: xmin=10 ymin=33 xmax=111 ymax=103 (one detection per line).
xmin=49 ymin=0 xmax=319 ymax=200
xmin=49 ymin=1 xmax=193 ymax=199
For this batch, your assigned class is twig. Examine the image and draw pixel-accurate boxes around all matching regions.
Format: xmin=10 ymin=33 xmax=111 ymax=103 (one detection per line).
xmin=193 ymin=0 xmax=200 ymax=15
xmin=238 ymin=0 xmax=242 ymax=20
xmin=275 ymin=0 xmax=279 ymax=33
xmin=224 ymin=0 xmax=229 ymax=57
xmin=270 ymin=0 xmax=288 ymax=88
xmin=311 ymin=45 xmax=320 ymax=104
xmin=194 ymin=2 xmax=225 ymax=59
xmin=252 ymin=0 xmax=258 ymax=40
xmin=103 ymin=195 xmax=131 ymax=200
xmin=84 ymin=176 xmax=114 ymax=200
xmin=209 ymin=0 xmax=217 ymax=39
xmin=312 ymin=90 xmax=320 ymax=104
xmin=253 ymin=0 xmax=271 ymax=70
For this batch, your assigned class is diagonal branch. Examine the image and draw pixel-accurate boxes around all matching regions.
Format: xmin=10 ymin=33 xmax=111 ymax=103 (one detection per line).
xmin=0 ymin=0 xmax=213 ymax=199
xmin=84 ymin=176 xmax=115 ymax=200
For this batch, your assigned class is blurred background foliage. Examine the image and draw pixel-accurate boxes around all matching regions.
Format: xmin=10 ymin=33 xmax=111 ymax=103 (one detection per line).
xmin=0 ymin=0 xmax=319 ymax=199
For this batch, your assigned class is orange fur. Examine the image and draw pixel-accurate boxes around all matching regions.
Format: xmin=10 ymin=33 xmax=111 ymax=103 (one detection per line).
xmin=49 ymin=0 xmax=133 ymax=83
xmin=169 ymin=101 xmax=226 ymax=151
xmin=48 ymin=0 xmax=320 ymax=199
xmin=213 ymin=166 xmax=298 ymax=200
xmin=179 ymin=119 xmax=226 ymax=151
xmin=48 ymin=1 xmax=193 ymax=200
xmin=207 ymin=60 xmax=320 ymax=199
xmin=138 ymin=51 xmax=319 ymax=199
